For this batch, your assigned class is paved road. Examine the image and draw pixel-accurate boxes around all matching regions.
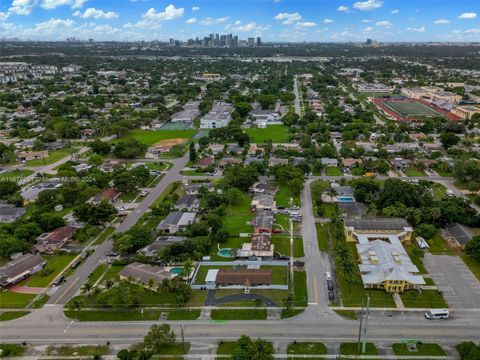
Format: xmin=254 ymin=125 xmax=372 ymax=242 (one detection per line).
xmin=301 ymin=180 xmax=334 ymax=312
xmin=46 ymin=153 xmax=190 ymax=305
xmin=293 ymin=75 xmax=302 ymax=116
xmin=2 ymin=304 xmax=480 ymax=345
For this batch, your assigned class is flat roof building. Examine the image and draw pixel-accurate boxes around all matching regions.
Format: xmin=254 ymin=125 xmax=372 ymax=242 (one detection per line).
xmin=200 ymin=102 xmax=233 ymax=129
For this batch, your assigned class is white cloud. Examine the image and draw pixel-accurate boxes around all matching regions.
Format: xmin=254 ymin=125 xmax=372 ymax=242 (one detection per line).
xmin=198 ymin=16 xmax=228 ymax=25
xmin=8 ymin=0 xmax=37 ymax=15
xmin=465 ymin=28 xmax=480 ymax=33
xmin=143 ymin=5 xmax=184 ymax=21
xmin=353 ymin=0 xmax=383 ymax=11
xmin=407 ymin=26 xmax=426 ymax=32
xmin=192 ymin=6 xmax=200 ymax=11
xmin=185 ymin=17 xmax=197 ymax=24
xmin=375 ymin=20 xmax=392 ymax=28
xmin=323 ymin=18 xmax=334 ymax=24
xmin=274 ymin=12 xmax=302 ymax=25
xmin=458 ymin=12 xmax=477 ymax=19
xmin=295 ymin=21 xmax=317 ymax=29
xmin=73 ymin=7 xmax=118 ymax=19
xmin=228 ymin=21 xmax=267 ymax=32
xmin=124 ymin=19 xmax=161 ymax=29
xmin=25 ymin=17 xmax=75 ymax=36
xmin=363 ymin=26 xmax=373 ymax=32
xmin=41 ymin=0 xmax=87 ymax=10
xmin=434 ymin=19 xmax=450 ymax=25
xmin=337 ymin=5 xmax=349 ymax=12
xmin=361 ymin=19 xmax=373 ymax=23
xmin=391 ymin=9 xmax=399 ymax=15
xmin=340 ymin=30 xmax=353 ymax=37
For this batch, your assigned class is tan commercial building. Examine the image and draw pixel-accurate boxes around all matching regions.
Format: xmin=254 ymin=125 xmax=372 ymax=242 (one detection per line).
xmin=401 ymin=86 xmax=462 ymax=104
xmin=451 ymin=105 xmax=480 ymax=120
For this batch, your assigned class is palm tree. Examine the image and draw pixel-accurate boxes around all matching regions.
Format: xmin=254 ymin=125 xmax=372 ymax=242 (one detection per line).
xmin=181 ymin=259 xmax=194 ymax=280
xmin=81 ymin=282 xmax=93 ymax=296
xmin=253 ymin=298 xmax=263 ymax=313
xmin=283 ymin=292 xmax=295 ymax=312
xmin=157 ymin=278 xmax=171 ymax=293
xmin=105 ymin=279 xmax=114 ymax=290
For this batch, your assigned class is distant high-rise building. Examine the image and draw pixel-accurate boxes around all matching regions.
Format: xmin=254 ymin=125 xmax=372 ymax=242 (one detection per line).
xmin=366 ymin=38 xmax=372 ymax=45
xmin=256 ymin=37 xmax=261 ymax=46
xmin=232 ymin=36 xmax=239 ymax=47
xmin=248 ymin=37 xmax=255 ymax=47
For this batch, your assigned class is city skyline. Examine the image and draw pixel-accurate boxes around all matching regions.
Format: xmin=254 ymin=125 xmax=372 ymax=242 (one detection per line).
xmin=0 ymin=0 xmax=479 ymax=42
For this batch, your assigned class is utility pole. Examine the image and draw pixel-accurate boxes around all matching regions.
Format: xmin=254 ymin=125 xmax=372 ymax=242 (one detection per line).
xmin=180 ymin=324 xmax=186 ymax=355
xmin=360 ymin=295 xmax=370 ymax=354
xmin=357 ymin=298 xmax=364 ymax=353
xmin=289 ymin=217 xmax=294 ymax=292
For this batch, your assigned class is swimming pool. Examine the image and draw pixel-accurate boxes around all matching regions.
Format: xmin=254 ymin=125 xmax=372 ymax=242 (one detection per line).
xmin=217 ymin=248 xmax=233 ymax=258
xmin=169 ymin=267 xmax=183 ymax=275
xmin=337 ymin=196 xmax=355 ymax=203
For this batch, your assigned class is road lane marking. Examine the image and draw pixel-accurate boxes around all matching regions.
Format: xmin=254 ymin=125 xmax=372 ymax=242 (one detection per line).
xmin=313 ymin=274 xmax=319 ymax=304
xmin=54 ymin=277 xmax=80 ymax=304
xmin=64 ymin=320 xmax=74 ymax=333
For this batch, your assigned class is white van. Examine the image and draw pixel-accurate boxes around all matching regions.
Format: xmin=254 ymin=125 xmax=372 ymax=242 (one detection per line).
xmin=425 ymin=309 xmax=449 ymax=319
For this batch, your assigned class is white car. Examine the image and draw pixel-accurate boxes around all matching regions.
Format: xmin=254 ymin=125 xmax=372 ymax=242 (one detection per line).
xmin=140 ymin=190 xmax=148 ymax=196
xmin=325 ymin=272 xmax=332 ymax=281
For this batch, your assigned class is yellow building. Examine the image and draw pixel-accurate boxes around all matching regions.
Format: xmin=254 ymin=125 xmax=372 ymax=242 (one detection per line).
xmin=451 ymin=105 xmax=480 ymax=120
xmin=344 ymin=218 xmax=413 ymax=244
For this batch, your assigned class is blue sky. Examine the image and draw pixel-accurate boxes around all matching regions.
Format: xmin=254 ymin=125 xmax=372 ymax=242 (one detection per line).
xmin=0 ymin=0 xmax=479 ymax=42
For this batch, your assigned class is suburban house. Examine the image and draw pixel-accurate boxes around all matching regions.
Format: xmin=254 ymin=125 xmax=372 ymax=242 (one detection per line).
xmin=196 ymin=156 xmax=214 ymax=169
xmin=16 ymin=150 xmax=48 ymax=162
xmin=157 ymin=212 xmax=196 ymax=234
xmin=200 ymin=102 xmax=233 ymax=129
xmin=344 ymin=218 xmax=413 ymax=244
xmin=268 ymin=157 xmax=289 ymax=167
xmin=89 ymin=188 xmax=119 ymax=204
xmin=0 ymin=206 xmax=25 ymax=223
xmin=118 ymin=262 xmax=173 ymax=287
xmin=253 ymin=210 xmax=274 ymax=234
xmin=174 ymin=195 xmax=201 ymax=212
xmin=185 ymin=182 xmax=214 ymax=195
xmin=249 ymin=181 xmax=277 ymax=196
xmin=249 ymin=110 xmax=281 ymax=127
xmin=137 ymin=236 xmax=186 ymax=258
xmin=342 ymin=158 xmax=362 ymax=170
xmin=0 ymin=253 xmax=46 ymax=288
xmin=213 ymin=268 xmax=272 ymax=287
xmin=356 ymin=239 xmax=425 ymax=293
xmin=218 ymin=157 xmax=242 ymax=171
xmin=35 ymin=225 xmax=76 ymax=254
xmin=241 ymin=233 xmax=274 ymax=258
xmin=321 ymin=157 xmax=339 ymax=167
xmin=250 ymin=193 xmax=276 ymax=212
xmin=441 ymin=223 xmax=474 ymax=250
xmin=390 ymin=158 xmax=412 ymax=171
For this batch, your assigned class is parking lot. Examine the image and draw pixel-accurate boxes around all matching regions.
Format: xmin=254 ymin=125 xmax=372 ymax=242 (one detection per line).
xmin=423 ymin=254 xmax=480 ymax=309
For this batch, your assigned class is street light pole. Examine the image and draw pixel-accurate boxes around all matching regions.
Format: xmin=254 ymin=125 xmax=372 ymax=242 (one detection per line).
xmin=361 ymin=295 xmax=370 ymax=354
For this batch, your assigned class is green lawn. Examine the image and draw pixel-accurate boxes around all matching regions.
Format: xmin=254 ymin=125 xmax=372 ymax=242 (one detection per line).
xmin=118 ymin=191 xmax=140 ymax=202
xmin=150 ymin=181 xmax=183 ymax=208
xmin=166 ymin=309 xmax=201 ymax=320
xmin=0 ymin=344 xmax=27 ymax=357
xmin=316 ymin=224 xmax=330 ymax=251
xmin=427 ymin=233 xmax=453 ymax=255
xmin=117 ymin=129 xmax=196 ymax=146
xmin=23 ymin=254 xmax=75 ymax=287
xmin=433 ymin=165 xmax=452 ymax=177
xmin=245 ymin=125 xmax=290 ymax=143
xmin=400 ymin=289 xmax=448 ymax=308
xmin=222 ymin=192 xmax=253 ymax=235
xmin=317 ymin=203 xmax=339 ymax=218
xmin=85 ymin=264 xmax=108 ymax=287
xmin=404 ymin=166 xmax=426 ymax=177
xmin=272 ymin=236 xmax=304 ymax=257
xmin=0 ymin=169 xmax=33 ymax=180
xmin=100 ymin=265 xmax=124 ymax=282
xmin=392 ymin=343 xmax=446 ymax=356
xmin=293 ymin=271 xmax=307 ymax=307
xmin=27 ymin=148 xmax=77 ymax=166
xmin=65 ymin=309 xmax=164 ymax=321
xmin=261 ymin=265 xmax=289 ymax=285
xmin=325 ymin=166 xmax=343 ymax=176
xmin=287 ymin=342 xmax=326 ymax=355
xmin=210 ymin=309 xmax=267 ymax=320
xmin=92 ymin=226 xmax=115 ymax=245
xmin=0 ymin=291 xmax=35 ymax=309
xmin=334 ymin=310 xmax=357 ymax=320
xmin=0 ymin=311 xmax=29 ymax=321
xmin=46 ymin=345 xmax=109 ymax=356
xmin=275 ymin=184 xmax=301 ymax=208
xmin=461 ymin=254 xmax=480 ymax=281
xmin=340 ymin=342 xmax=378 ymax=356
xmin=31 ymin=294 xmax=50 ymax=308
xmin=274 ymin=213 xmax=290 ymax=231
xmin=217 ymin=341 xmax=237 ymax=355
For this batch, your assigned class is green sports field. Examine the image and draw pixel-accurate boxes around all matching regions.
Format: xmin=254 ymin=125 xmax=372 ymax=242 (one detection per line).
xmin=383 ymin=100 xmax=443 ymax=118
xmin=117 ymin=129 xmax=196 ymax=146
xmin=244 ymin=125 xmax=290 ymax=143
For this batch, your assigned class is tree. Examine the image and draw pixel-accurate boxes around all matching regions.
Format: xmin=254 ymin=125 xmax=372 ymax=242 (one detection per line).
xmin=465 ymin=236 xmax=480 ymax=262
xmin=456 ymin=342 xmax=480 ymax=360
xmin=232 ymin=335 xmax=273 ymax=360
xmin=81 ymin=282 xmax=93 ymax=296
xmin=88 ymin=153 xmax=103 ymax=166
xmin=113 ymin=139 xmax=147 ymax=159
xmin=0 ymin=181 xmax=20 ymax=200
xmin=73 ymin=201 xmax=117 ymax=225
xmin=131 ymin=166 xmax=150 ymax=186
xmin=181 ymin=259 xmax=194 ymax=279
xmin=440 ymin=132 xmax=460 ymax=149
xmin=287 ymin=178 xmax=304 ymax=196
xmin=234 ymin=102 xmax=252 ymax=118
xmin=89 ymin=139 xmax=111 ymax=155
xmin=416 ymin=223 xmax=437 ymax=240
xmin=189 ymin=142 xmax=197 ymax=162
xmin=114 ymin=171 xmax=138 ymax=193
xmin=143 ymin=324 xmax=176 ymax=352
xmin=283 ymin=292 xmax=295 ymax=312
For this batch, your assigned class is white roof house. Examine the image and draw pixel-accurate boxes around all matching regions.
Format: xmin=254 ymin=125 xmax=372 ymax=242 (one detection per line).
xmin=356 ymin=239 xmax=425 ymax=292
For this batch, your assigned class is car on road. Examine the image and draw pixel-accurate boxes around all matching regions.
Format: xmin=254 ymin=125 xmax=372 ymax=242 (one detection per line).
xmin=70 ymin=259 xmax=81 ymax=269
xmin=325 ymin=272 xmax=332 ymax=281
xmin=106 ymin=251 xmax=119 ymax=257
xmin=327 ymin=280 xmax=334 ymax=291
xmin=140 ymin=190 xmax=148 ymax=196
xmin=328 ymin=291 xmax=335 ymax=301
xmin=149 ymin=170 xmax=160 ymax=176
xmin=53 ymin=275 xmax=65 ymax=286
xmin=425 ymin=309 xmax=449 ymax=319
